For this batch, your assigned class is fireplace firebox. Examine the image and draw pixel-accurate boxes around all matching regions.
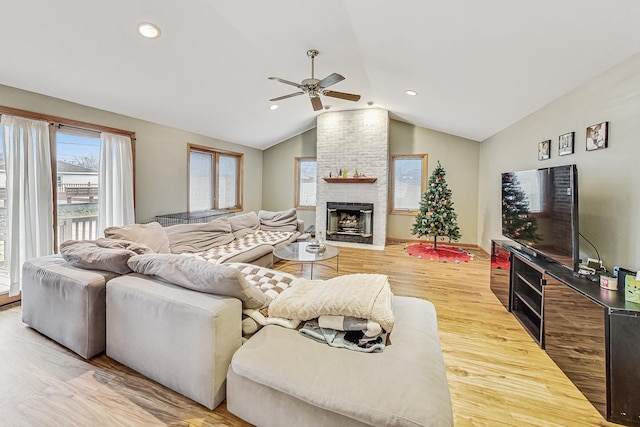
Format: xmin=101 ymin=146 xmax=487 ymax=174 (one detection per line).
xmin=326 ymin=202 xmax=373 ymax=244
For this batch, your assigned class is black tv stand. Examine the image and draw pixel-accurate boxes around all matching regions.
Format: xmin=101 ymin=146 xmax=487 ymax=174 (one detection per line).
xmin=490 ymin=239 xmax=640 ymax=426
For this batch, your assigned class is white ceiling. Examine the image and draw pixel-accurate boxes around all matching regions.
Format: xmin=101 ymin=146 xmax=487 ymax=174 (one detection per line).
xmin=1 ymin=0 xmax=640 ymax=150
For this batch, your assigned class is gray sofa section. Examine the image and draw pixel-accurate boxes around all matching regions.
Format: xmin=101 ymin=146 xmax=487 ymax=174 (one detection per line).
xmin=21 ymin=255 xmax=118 ymax=359
xmin=106 ymin=274 xmax=242 ymax=409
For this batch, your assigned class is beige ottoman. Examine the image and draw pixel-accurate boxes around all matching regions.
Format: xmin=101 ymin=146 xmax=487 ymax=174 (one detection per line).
xmin=227 ymin=296 xmax=453 ymax=427
xmin=106 ymin=273 xmax=242 ymax=409
xmin=22 ymin=255 xmax=117 ymax=359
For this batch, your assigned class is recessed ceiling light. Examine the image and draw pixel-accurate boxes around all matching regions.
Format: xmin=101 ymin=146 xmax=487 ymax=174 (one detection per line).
xmin=405 ymin=90 xmax=417 ymax=96
xmin=137 ymin=22 xmax=161 ymax=39
xmin=269 ymin=104 xmax=278 ymax=110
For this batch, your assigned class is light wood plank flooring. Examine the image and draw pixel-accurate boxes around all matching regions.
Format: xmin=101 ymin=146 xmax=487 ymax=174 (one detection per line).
xmin=0 ymin=243 xmax=620 ymax=426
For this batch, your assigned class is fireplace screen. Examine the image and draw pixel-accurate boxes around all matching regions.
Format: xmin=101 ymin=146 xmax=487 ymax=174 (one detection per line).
xmin=326 ymin=202 xmax=373 ymax=244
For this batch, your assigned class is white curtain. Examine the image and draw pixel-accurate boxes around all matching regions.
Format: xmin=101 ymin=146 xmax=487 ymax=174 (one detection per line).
xmin=1 ymin=115 xmax=54 ymax=296
xmin=98 ymin=132 xmax=135 ymax=235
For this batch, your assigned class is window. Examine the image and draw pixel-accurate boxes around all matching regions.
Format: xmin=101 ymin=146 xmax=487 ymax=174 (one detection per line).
xmin=188 ymin=144 xmax=243 ymax=211
xmin=295 ymin=157 xmax=316 ymax=209
xmin=390 ymin=154 xmax=427 ymax=215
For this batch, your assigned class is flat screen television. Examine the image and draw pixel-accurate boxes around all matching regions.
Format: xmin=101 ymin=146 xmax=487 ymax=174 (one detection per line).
xmin=501 ymin=164 xmax=579 ymax=271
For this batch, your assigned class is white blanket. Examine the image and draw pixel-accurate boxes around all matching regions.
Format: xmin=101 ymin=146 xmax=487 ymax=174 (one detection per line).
xmin=268 ymin=274 xmax=395 ymax=332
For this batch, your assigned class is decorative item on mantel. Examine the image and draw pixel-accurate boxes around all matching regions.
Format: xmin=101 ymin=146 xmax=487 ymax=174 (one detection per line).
xmin=323 ymin=168 xmax=377 ymax=183
xmin=323 ymin=177 xmax=377 ymax=183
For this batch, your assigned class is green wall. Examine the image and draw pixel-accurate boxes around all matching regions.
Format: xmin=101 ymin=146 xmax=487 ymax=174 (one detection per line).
xmin=0 ymin=84 xmax=263 ymax=223
xmin=389 ymin=120 xmax=479 ymax=242
xmin=261 ymin=128 xmax=317 ymax=229
xmin=478 ymin=52 xmax=640 ymax=270
xmin=262 ymin=118 xmax=480 ymax=243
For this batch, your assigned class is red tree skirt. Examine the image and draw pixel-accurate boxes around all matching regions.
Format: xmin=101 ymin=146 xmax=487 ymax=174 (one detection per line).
xmin=405 ymin=243 xmax=473 ymax=263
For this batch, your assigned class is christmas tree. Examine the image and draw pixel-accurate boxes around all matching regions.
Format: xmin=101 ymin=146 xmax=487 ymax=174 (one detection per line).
xmin=501 ymin=172 xmax=540 ymax=243
xmin=411 ymin=161 xmax=461 ymax=249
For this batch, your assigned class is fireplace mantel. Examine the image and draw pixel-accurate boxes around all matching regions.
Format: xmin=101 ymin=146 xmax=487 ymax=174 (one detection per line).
xmin=322 ymin=177 xmax=377 ymax=184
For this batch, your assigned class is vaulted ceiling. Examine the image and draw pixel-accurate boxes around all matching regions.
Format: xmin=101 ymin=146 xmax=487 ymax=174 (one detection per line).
xmin=2 ymin=1 xmax=640 ymax=150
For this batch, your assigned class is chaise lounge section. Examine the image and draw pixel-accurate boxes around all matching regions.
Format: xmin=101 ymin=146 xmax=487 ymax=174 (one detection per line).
xmin=227 ymin=296 xmax=453 ymax=426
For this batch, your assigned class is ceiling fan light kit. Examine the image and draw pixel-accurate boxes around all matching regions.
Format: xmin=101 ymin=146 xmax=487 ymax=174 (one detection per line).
xmin=268 ymin=49 xmax=361 ymax=111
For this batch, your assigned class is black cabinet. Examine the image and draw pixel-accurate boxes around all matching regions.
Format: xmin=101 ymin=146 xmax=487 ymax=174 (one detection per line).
xmin=490 ymin=239 xmax=640 ymax=426
xmin=609 ymin=311 xmax=640 ymax=425
xmin=490 ymin=240 xmax=511 ymax=310
xmin=544 ymin=275 xmax=607 ymax=417
xmin=511 ymin=255 xmax=545 ymax=346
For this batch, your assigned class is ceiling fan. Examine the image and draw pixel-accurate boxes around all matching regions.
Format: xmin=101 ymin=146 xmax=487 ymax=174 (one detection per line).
xmin=268 ymin=49 xmax=361 ymax=111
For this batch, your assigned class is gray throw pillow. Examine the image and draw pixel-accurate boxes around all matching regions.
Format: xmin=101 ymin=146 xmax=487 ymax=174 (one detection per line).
xmin=127 ymin=254 xmax=269 ymax=309
xmin=103 ymin=222 xmax=171 ymax=253
xmin=60 ymin=240 xmax=135 ymax=274
xmin=228 ymin=212 xmax=260 ymax=238
xmin=164 ymin=218 xmax=235 ymax=254
xmin=258 ymin=208 xmax=298 ymax=232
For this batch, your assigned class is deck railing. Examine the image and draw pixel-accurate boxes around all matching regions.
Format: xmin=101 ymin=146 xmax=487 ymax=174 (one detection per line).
xmin=58 ymin=215 xmax=99 ymax=242
xmin=0 ymin=215 xmax=98 ymax=261
xmin=57 ymin=184 xmax=99 ymax=203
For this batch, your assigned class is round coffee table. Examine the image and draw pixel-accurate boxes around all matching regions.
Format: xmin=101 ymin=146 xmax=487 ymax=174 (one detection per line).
xmin=273 ymin=241 xmax=339 ymax=279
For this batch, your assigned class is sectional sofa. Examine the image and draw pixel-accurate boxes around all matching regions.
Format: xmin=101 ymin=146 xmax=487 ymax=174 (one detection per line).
xmin=21 ymin=209 xmax=453 ymax=426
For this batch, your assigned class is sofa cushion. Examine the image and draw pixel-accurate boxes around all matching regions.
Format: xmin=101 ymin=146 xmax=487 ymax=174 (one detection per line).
xmin=165 ymin=217 xmax=235 ymax=254
xmin=258 ymin=208 xmax=298 ymax=232
xmin=104 ymin=222 xmax=171 ymax=254
xmin=127 ymin=254 xmax=269 ymax=309
xmin=228 ymin=212 xmax=260 ymax=238
xmin=60 ymin=240 xmax=136 ymax=275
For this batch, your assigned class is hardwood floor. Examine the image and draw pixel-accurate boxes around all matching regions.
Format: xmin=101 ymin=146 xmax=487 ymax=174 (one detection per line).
xmin=0 ymin=242 xmax=620 ymax=426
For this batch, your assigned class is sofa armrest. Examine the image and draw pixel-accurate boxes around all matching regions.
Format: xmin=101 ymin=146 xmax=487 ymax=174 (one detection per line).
xmin=296 ymin=219 xmax=305 ymax=234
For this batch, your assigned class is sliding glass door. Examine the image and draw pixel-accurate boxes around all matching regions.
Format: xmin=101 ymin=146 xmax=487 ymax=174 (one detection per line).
xmin=55 ymin=128 xmax=101 ymax=248
xmin=0 ymin=107 xmax=135 ymax=305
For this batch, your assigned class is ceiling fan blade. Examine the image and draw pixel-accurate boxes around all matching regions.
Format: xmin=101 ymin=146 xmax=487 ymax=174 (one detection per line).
xmin=270 ymin=92 xmax=304 ymax=101
xmin=318 ymin=73 xmax=345 ymax=88
xmin=323 ymin=90 xmax=361 ymax=102
xmin=268 ymin=76 xmax=302 ymax=88
xmin=311 ymin=96 xmax=323 ymax=111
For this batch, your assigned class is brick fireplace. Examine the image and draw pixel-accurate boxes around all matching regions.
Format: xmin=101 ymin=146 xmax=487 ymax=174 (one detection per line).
xmin=315 ymin=108 xmax=389 ymax=249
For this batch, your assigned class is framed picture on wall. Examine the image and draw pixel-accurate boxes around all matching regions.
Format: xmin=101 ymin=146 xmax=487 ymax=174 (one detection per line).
xmin=586 ymin=121 xmax=608 ymax=151
xmin=558 ymin=132 xmax=574 ymax=156
xmin=538 ymin=140 xmax=550 ymax=160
